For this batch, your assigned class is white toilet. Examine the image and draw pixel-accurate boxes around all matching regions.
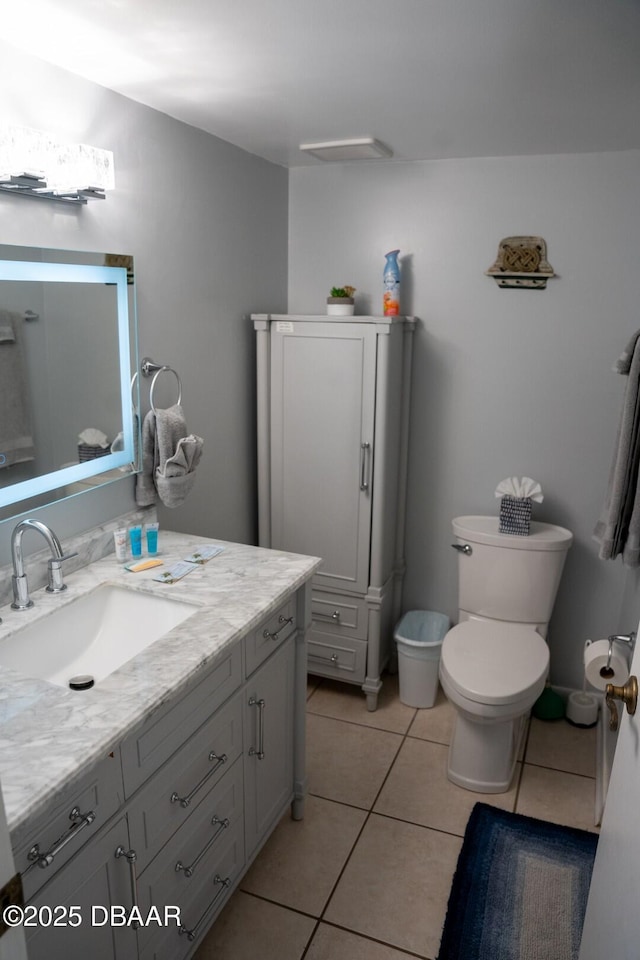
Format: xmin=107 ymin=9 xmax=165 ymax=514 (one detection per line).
xmin=439 ymin=515 xmax=573 ymax=794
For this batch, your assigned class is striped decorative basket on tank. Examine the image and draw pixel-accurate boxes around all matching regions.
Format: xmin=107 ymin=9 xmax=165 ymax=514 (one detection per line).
xmin=499 ymin=495 xmax=532 ymax=536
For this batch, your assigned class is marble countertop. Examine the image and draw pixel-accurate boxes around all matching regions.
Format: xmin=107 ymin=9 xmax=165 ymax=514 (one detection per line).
xmin=0 ymin=531 xmax=320 ymax=837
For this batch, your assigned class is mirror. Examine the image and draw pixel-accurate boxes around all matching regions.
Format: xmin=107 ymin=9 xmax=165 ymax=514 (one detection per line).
xmin=0 ymin=244 xmax=138 ymax=520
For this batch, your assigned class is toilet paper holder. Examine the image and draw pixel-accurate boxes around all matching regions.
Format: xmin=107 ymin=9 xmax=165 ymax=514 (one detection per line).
xmin=602 ymin=632 xmax=636 ymax=679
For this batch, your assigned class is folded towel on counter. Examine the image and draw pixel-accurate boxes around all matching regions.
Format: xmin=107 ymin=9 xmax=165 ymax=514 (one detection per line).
xmin=135 ymin=404 xmax=203 ymax=508
xmin=594 ymin=329 xmax=640 ymax=565
xmin=0 ymin=309 xmax=35 ymax=469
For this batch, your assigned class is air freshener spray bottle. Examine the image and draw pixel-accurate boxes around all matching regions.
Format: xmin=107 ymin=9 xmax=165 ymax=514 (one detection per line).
xmin=383 ymin=249 xmax=400 ymax=316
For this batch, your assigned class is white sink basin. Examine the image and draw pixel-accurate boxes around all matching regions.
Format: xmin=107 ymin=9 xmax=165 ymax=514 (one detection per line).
xmin=0 ymin=584 xmax=200 ymax=689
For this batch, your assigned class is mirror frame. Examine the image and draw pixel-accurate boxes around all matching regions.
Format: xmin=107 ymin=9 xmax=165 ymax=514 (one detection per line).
xmin=0 ymin=256 xmax=135 ymax=509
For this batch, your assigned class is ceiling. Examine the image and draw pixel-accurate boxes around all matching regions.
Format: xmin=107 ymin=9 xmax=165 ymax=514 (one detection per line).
xmin=1 ymin=0 xmax=639 ymax=168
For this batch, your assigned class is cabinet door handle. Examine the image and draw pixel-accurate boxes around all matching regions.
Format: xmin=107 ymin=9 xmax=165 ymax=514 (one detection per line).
xmin=27 ymin=806 xmax=96 ymax=869
xmin=114 ymin=845 xmax=139 ymax=929
xmin=308 ymin=652 xmax=339 ymax=665
xmin=179 ymin=874 xmax=232 ymax=941
xmin=175 ymin=816 xmax=230 ymax=878
xmin=170 ymin=752 xmax=227 ymax=809
xmin=313 ymin=609 xmax=341 ymax=622
xmin=360 ymin=441 xmax=371 ymax=491
xmin=248 ymin=697 xmax=266 ymax=759
xmin=263 ymin=614 xmax=294 ymax=641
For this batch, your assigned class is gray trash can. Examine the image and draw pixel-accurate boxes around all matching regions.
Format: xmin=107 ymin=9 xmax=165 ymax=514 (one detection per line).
xmin=394 ymin=610 xmax=450 ymax=708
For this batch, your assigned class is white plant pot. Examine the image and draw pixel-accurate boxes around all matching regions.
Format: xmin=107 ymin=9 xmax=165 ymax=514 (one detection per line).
xmin=326 ymin=300 xmax=354 ymax=316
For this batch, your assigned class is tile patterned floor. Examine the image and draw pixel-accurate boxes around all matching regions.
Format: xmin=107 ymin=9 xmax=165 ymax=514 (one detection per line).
xmin=195 ymin=675 xmax=598 ymax=960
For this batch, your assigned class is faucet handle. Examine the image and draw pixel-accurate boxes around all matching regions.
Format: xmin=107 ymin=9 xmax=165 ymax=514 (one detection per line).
xmin=46 ymin=552 xmax=79 ymax=594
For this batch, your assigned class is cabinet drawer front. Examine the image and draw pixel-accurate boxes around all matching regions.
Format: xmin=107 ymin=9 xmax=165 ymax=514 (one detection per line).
xmin=311 ymin=590 xmax=367 ymax=639
xmin=138 ymin=818 xmax=244 ymax=958
xmin=128 ymin=692 xmax=243 ymax=871
xmin=307 ymin=631 xmax=367 ymax=683
xmin=121 ymin=642 xmax=242 ymax=795
xmin=14 ymin=753 xmax=123 ymax=902
xmin=245 ymin=596 xmax=296 ymax=676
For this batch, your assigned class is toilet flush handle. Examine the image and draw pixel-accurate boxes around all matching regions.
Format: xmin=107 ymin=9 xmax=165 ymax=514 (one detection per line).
xmin=451 ymin=543 xmax=472 ymax=556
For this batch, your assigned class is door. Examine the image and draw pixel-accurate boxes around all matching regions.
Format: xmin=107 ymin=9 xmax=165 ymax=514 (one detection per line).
xmin=269 ymin=320 xmax=377 ymax=595
xmin=579 ymin=623 xmax=640 ymax=959
xmin=244 ymin=637 xmax=295 ymax=859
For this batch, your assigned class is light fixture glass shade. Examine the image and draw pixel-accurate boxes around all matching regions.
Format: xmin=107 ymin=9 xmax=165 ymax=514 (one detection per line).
xmin=299 ymin=137 xmax=392 ymax=161
xmin=0 ymin=124 xmax=114 ymax=200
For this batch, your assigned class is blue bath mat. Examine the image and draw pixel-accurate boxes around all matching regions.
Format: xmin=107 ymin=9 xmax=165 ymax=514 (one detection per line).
xmin=437 ymin=803 xmax=598 ymax=960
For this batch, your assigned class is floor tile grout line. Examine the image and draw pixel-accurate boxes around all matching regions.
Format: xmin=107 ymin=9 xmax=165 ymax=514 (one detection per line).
xmin=307 ymin=703 xmax=414 ymax=941
xmin=239 ymin=890 xmax=429 ymax=960
xmin=314 ymin=918 xmax=432 ymax=958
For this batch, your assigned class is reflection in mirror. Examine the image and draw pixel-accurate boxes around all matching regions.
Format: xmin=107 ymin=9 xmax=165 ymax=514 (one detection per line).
xmin=0 ymin=245 xmax=139 ymax=521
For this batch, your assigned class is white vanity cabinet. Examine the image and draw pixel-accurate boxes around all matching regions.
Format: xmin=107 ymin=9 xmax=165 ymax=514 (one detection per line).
xmin=10 ymin=578 xmax=312 ymax=960
xmin=253 ymin=313 xmax=414 ymax=710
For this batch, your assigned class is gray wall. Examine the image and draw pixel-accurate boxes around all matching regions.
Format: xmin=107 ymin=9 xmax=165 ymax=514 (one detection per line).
xmin=288 ymin=151 xmax=640 ymax=689
xmin=0 ymin=40 xmax=288 ymax=560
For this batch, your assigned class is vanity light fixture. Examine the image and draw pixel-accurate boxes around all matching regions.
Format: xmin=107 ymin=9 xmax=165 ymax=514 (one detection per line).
xmin=0 ymin=124 xmax=114 ymax=204
xmin=299 ymin=137 xmax=393 ymax=162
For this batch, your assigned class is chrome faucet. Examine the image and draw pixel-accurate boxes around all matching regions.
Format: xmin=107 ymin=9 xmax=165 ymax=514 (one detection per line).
xmin=10 ymin=519 xmax=78 ymax=610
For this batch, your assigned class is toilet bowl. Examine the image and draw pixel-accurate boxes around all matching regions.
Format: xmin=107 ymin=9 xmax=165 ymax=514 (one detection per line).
xmin=439 ymin=619 xmax=549 ymax=792
xmin=441 ymin=516 xmax=573 ymax=794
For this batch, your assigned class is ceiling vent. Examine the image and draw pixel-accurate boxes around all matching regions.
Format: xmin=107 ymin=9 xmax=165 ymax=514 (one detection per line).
xmin=299 ymin=137 xmax=392 ymax=162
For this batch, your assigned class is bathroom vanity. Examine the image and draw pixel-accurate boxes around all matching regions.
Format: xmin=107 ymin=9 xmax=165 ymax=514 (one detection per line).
xmin=0 ymin=530 xmax=319 ymax=958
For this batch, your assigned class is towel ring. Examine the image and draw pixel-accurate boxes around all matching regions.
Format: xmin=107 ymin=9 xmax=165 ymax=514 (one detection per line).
xmin=149 ymin=365 xmax=182 ymax=413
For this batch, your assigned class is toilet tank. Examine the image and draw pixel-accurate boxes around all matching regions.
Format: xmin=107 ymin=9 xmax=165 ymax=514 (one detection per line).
xmin=452 ymin=516 xmax=573 ymax=627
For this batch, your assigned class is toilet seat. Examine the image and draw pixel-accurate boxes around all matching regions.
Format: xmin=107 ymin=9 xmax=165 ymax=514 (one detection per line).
xmin=440 ymin=620 xmax=549 ymax=706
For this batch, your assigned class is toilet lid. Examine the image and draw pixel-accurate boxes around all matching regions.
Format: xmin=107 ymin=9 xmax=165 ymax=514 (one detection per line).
xmin=440 ymin=620 xmax=549 ymax=706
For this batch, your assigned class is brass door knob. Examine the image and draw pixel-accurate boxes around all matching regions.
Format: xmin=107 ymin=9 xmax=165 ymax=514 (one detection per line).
xmin=605 ymin=675 xmax=638 ymax=731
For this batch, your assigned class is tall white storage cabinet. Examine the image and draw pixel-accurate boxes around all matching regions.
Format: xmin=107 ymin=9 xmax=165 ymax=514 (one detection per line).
xmin=253 ymin=314 xmax=414 ymax=710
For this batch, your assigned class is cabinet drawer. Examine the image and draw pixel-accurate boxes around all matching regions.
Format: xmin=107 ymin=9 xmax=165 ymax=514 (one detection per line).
xmin=121 ymin=642 xmax=242 ymax=795
xmin=139 ymin=816 xmax=244 ymax=959
xmin=245 ymin=595 xmax=296 ymax=676
xmin=307 ymin=630 xmax=367 ymax=683
xmin=127 ymin=692 xmax=243 ymax=871
xmin=14 ymin=752 xmax=124 ymax=902
xmin=312 ymin=590 xmax=368 ymax=640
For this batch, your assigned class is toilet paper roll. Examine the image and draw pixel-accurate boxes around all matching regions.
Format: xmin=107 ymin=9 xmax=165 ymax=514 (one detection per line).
xmin=583 ymin=639 xmax=631 ymax=691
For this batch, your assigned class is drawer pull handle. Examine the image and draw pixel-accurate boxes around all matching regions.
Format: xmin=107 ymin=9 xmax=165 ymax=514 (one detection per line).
xmin=170 ymin=752 xmax=228 ymax=809
xmin=114 ymin=845 xmax=139 ymax=929
xmin=27 ymin=806 xmax=96 ymax=869
xmin=248 ymin=696 xmax=266 ymax=759
xmin=309 ymin=652 xmax=339 ymax=665
xmin=179 ymin=874 xmax=232 ymax=941
xmin=263 ymin=614 xmax=294 ymax=641
xmin=175 ymin=816 xmax=230 ymax=878
xmin=313 ymin=609 xmax=341 ymax=622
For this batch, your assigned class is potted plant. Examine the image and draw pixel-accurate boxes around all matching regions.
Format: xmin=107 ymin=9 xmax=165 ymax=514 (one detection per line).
xmin=326 ymin=285 xmax=356 ymax=316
